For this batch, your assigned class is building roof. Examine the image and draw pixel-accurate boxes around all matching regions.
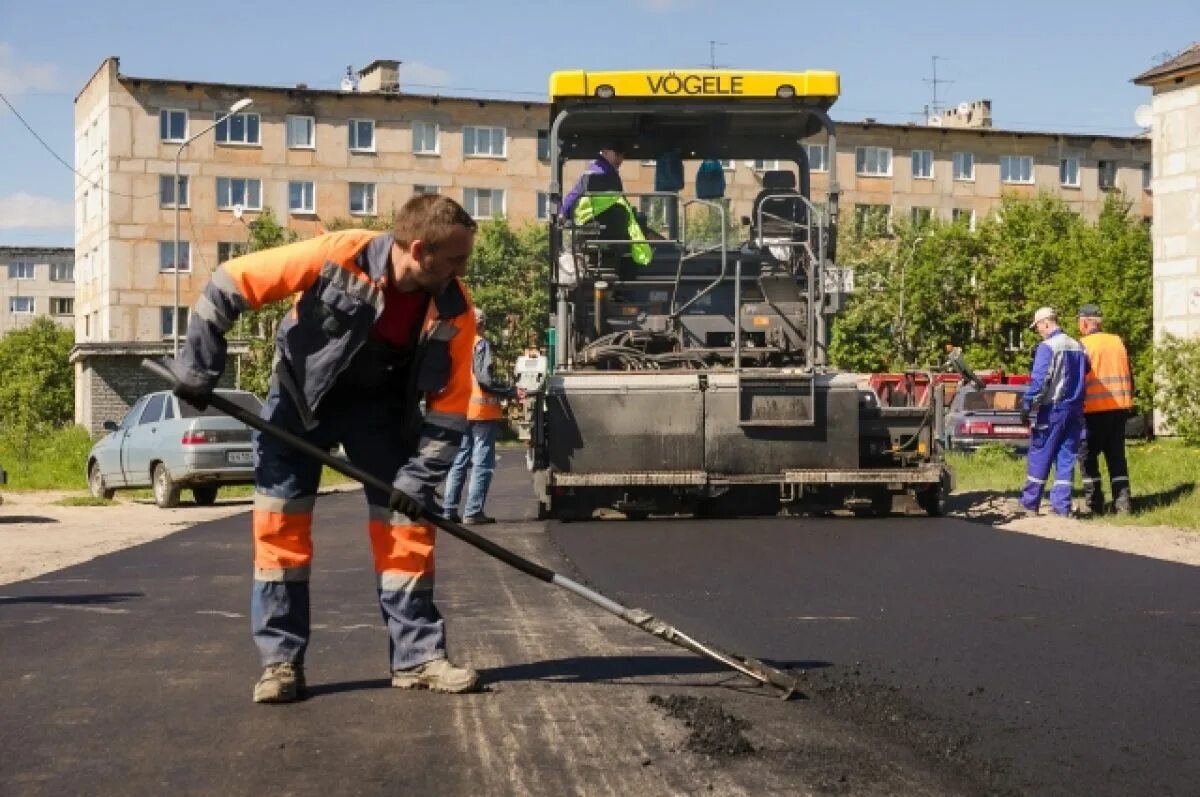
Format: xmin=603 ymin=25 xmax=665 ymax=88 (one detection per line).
xmin=1133 ymin=43 xmax=1200 ymax=85
xmin=0 ymin=246 xmax=74 ymax=257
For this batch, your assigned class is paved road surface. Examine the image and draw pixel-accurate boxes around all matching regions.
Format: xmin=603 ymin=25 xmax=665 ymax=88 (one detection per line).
xmin=2 ymin=455 xmax=1197 ymax=795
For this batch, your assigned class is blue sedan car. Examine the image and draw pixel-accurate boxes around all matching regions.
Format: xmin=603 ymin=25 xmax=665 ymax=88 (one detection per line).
xmin=86 ymin=389 xmax=263 ymax=507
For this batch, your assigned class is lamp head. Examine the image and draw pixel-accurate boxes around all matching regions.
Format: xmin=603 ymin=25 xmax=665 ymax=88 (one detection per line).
xmin=230 ymin=98 xmax=253 ymax=113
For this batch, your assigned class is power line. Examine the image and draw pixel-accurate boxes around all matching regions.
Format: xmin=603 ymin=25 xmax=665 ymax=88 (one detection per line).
xmin=0 ymin=90 xmax=158 ymax=198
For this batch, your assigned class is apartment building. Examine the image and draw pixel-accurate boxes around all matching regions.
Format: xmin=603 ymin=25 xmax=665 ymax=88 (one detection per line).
xmin=0 ymin=246 xmax=75 ymax=334
xmin=70 ymin=56 xmax=1151 ymax=430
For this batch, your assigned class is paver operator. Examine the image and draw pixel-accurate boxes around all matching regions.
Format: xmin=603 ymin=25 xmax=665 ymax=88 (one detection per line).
xmin=1019 ymin=307 xmax=1089 ymax=517
xmin=170 ymin=195 xmax=482 ymax=703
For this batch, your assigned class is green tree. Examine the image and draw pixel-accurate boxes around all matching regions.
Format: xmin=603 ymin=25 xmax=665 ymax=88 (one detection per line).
xmin=1155 ymin=334 xmax=1200 ymax=444
xmin=465 ymin=218 xmax=550 ymax=371
xmin=0 ymin=317 xmax=75 ymax=466
xmin=229 ymin=208 xmax=298 ymax=396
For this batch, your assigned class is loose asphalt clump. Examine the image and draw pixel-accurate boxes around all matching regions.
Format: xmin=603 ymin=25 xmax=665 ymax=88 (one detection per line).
xmin=649 ymin=694 xmax=755 ymax=758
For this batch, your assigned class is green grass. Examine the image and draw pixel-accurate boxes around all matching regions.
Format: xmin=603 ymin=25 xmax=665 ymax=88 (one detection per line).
xmin=0 ymin=426 xmax=94 ymax=491
xmin=54 ymin=496 xmax=115 ymax=507
xmin=947 ymin=439 xmax=1200 ymax=530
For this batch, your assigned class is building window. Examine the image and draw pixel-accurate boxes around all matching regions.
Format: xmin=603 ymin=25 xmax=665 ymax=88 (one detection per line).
xmin=50 ymin=297 xmax=74 ymax=315
xmin=1000 ymin=155 xmax=1034 ymax=184
xmin=853 ymin=204 xmax=891 ymax=235
xmin=910 ymin=207 xmax=933 ymax=227
xmin=288 ymin=181 xmax=316 ymax=214
xmin=159 ymin=241 xmax=191 ymax=272
xmin=160 ymin=174 xmax=189 ymax=208
xmin=463 ymin=126 xmax=506 ymax=158
xmin=413 ymin=184 xmax=440 ymax=196
xmin=1060 ymin=157 xmax=1080 ymax=188
xmin=160 ymin=109 xmax=187 ymax=142
xmin=349 ymin=119 xmax=376 ymax=153
xmin=7 ymin=262 xmax=34 ymax=280
xmin=215 ymin=112 xmax=261 ymax=145
xmin=952 ymin=152 xmax=974 ymax=181
xmin=536 ymin=191 xmax=550 ymax=220
xmin=1099 ymin=160 xmax=1117 ymax=190
xmin=50 ymin=262 xmax=74 ymax=282
xmin=805 ymin=144 xmax=828 ymax=173
xmin=911 ymin=150 xmax=933 ymax=179
xmin=1142 ymin=163 xmax=1151 ymax=191
xmin=855 ymin=146 xmax=892 ymax=177
xmin=752 ymin=159 xmax=781 ymax=172
xmin=537 ymin=129 xmax=551 ymax=161
xmin=9 ymin=297 xmax=34 ymax=315
xmin=217 ymin=242 xmax=248 ymax=263
xmin=951 ymin=207 xmax=976 ymax=231
xmin=286 ymin=116 xmax=315 ymax=149
xmin=160 ymin=306 xmax=189 ymax=339
xmin=463 ymin=188 xmax=505 ymax=219
xmin=412 ymin=121 xmax=439 ymax=155
xmin=719 ymin=160 xmax=736 ymax=171
xmin=216 ymin=177 xmax=262 ymax=210
xmin=349 ymin=182 xmax=377 ymax=215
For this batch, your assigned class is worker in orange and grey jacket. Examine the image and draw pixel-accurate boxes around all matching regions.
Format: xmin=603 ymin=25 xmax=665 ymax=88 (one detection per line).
xmin=442 ymin=307 xmax=516 ymax=525
xmin=168 ymin=195 xmax=481 ymax=703
xmin=1077 ymin=303 xmax=1134 ymax=515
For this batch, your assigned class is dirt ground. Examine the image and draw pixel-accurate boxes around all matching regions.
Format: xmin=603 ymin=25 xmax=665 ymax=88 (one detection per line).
xmin=0 ymin=486 xmax=1195 ymax=587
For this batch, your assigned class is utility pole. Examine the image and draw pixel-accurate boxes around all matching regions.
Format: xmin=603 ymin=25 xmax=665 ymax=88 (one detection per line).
xmin=922 ymin=56 xmax=954 ymax=120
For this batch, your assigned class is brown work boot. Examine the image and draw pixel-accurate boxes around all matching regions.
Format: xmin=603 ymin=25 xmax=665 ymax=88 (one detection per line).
xmin=253 ymin=662 xmax=306 ymax=704
xmin=392 ymin=658 xmax=480 ymax=694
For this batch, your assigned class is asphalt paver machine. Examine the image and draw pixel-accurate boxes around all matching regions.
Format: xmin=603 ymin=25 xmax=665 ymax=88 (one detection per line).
xmin=526 ymin=69 xmax=951 ymax=520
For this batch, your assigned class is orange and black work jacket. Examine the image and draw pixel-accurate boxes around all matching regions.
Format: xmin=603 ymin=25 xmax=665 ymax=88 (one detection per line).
xmin=469 ymin=335 xmax=516 ymax=421
xmin=1081 ymin=332 xmax=1134 ymax=414
xmin=177 ymin=230 xmax=476 ymax=503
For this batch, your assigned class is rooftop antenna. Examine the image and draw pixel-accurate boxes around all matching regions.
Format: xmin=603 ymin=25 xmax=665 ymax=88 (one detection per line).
xmin=707 ymin=40 xmax=729 ymax=69
xmin=922 ymin=55 xmax=953 ymax=120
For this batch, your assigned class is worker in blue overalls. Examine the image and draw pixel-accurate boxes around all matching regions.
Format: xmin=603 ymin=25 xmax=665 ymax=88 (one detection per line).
xmin=1020 ymin=307 xmax=1090 ymax=517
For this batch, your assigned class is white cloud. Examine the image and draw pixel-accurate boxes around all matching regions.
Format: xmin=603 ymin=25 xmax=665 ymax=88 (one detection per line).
xmin=398 ymin=61 xmax=452 ymax=88
xmin=0 ymin=193 xmax=73 ymax=229
xmin=0 ymin=43 xmax=61 ymax=95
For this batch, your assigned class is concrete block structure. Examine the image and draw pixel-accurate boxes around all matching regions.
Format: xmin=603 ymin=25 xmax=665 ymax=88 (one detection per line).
xmin=0 ymin=247 xmax=75 ymax=334
xmin=1135 ymin=44 xmax=1200 ymax=341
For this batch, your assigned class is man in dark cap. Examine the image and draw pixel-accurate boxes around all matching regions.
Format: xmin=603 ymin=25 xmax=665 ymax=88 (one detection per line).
xmin=560 ymin=142 xmax=652 ymax=266
xmin=1077 ymin=303 xmax=1135 ymax=514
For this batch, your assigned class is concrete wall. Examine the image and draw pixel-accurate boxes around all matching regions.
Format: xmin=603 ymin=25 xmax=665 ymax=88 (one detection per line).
xmin=1148 ymin=72 xmax=1200 ymax=340
xmin=0 ymin=247 xmax=76 ymax=334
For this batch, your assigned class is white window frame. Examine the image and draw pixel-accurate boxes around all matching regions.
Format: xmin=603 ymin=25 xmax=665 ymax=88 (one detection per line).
xmin=349 ymin=182 xmax=377 ymax=215
xmin=1060 ymin=157 xmax=1081 ymax=188
xmin=214 ymin=112 xmax=261 ymax=146
xmin=1000 ymin=155 xmax=1034 ymax=185
xmin=1142 ymin=163 xmax=1151 ymax=191
xmin=537 ymin=130 xmax=551 ymax=162
xmin=910 ymin=206 xmax=933 ymax=227
xmin=718 ymin=160 xmax=736 ymax=171
xmin=413 ymin=184 xmax=440 ymax=197
xmin=413 ymin=121 xmax=439 ymax=155
xmin=160 ymin=109 xmax=188 ymax=143
xmin=855 ymin=146 xmax=893 ymax=177
xmin=536 ymin=191 xmax=550 ymax=220
xmin=159 ymin=241 xmax=191 ymax=273
xmin=50 ymin=297 xmax=74 ymax=316
xmin=217 ymin=242 xmax=248 ymax=264
xmin=952 ymin=152 xmax=975 ymax=182
xmin=288 ymin=180 xmax=316 ymax=214
xmin=8 ymin=261 xmax=35 ymax=280
xmin=50 ymin=262 xmax=74 ymax=282
xmin=854 ymin=203 xmax=892 ymax=234
xmin=286 ymin=115 xmax=315 ymax=150
xmin=1098 ymin=160 xmax=1117 ymax=190
xmin=463 ymin=126 xmax=507 ymax=158
xmin=349 ymin=119 xmax=376 ymax=153
xmin=215 ymin=177 xmax=263 ymax=211
xmin=463 ymin=188 xmax=505 ymax=219
xmin=160 ymin=306 xmax=189 ymax=339
xmin=9 ymin=297 xmax=35 ymax=315
xmin=951 ymin=207 xmax=977 ymax=231
xmin=911 ymin=149 xmax=934 ymax=180
xmin=160 ymin=174 xmax=189 ymax=208
xmin=805 ymin=144 xmax=828 ymax=173
xmin=751 ymin=159 xmax=782 ymax=172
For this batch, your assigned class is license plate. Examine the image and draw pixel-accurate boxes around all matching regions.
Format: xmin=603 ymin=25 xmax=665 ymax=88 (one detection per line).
xmin=994 ymin=425 xmax=1028 ymax=436
xmin=227 ymin=450 xmax=253 ymax=464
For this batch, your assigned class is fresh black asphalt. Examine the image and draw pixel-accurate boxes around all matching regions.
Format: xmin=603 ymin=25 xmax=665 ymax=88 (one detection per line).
xmin=2 ymin=455 xmax=1198 ymax=795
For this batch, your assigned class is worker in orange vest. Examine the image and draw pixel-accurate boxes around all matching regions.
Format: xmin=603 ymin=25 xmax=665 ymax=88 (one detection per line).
xmin=1077 ymin=303 xmax=1134 ymax=515
xmin=442 ymin=307 xmax=516 ymax=524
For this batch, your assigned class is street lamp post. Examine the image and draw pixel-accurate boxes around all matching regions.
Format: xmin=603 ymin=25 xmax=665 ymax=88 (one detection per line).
xmin=173 ymin=97 xmax=253 ymax=357
xmin=896 ymin=234 xmax=925 ymax=365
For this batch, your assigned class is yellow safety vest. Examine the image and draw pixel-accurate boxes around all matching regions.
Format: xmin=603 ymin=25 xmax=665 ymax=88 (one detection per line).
xmin=573 ymin=193 xmax=653 ymax=266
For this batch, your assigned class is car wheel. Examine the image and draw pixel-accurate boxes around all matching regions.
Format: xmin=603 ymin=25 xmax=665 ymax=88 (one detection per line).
xmin=152 ymin=462 xmax=181 ymax=508
xmin=192 ymin=486 xmax=219 ymax=506
xmin=88 ymin=461 xmax=115 ymax=500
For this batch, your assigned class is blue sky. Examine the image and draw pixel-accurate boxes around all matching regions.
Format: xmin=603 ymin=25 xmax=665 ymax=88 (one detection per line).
xmin=1 ymin=0 xmax=1195 ymax=246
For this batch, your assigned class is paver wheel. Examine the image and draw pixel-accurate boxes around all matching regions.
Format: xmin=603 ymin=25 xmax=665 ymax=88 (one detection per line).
xmin=192 ymin=486 xmax=219 ymax=506
xmin=88 ymin=461 xmax=115 ymax=500
xmin=152 ymin=462 xmax=181 ymax=508
xmin=917 ymin=486 xmax=945 ymax=517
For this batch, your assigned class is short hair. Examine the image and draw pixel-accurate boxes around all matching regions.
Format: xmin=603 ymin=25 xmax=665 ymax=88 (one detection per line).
xmin=393 ymin=194 xmax=477 ymax=251
xmin=474 ymin=306 xmax=486 ymax=326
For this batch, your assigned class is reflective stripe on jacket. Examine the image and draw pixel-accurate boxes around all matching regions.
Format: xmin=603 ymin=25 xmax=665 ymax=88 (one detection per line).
xmin=468 ymin=335 xmax=514 ymax=421
xmin=573 ymin=193 xmax=653 ymax=265
xmin=1024 ymin=329 xmax=1088 ymax=413
xmin=179 ymin=229 xmax=476 ymax=503
xmin=1081 ymin=332 xmax=1133 ymax=413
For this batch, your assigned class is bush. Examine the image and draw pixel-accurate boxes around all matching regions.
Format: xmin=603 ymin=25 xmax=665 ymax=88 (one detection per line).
xmin=1154 ymin=334 xmax=1200 ymax=444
